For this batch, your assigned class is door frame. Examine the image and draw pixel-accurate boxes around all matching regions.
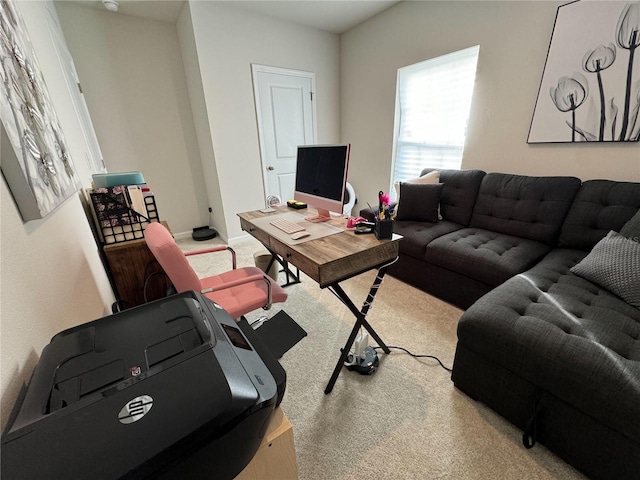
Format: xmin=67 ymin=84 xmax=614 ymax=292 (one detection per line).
xmin=251 ymin=64 xmax=317 ymax=205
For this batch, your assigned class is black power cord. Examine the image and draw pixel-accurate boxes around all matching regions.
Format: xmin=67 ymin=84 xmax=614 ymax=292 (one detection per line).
xmin=142 ymin=260 xmax=173 ymax=303
xmin=374 ymin=346 xmax=452 ymax=372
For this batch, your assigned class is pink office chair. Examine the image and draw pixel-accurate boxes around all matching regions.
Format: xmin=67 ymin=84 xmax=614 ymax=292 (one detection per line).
xmin=144 ymin=222 xmax=287 ymax=319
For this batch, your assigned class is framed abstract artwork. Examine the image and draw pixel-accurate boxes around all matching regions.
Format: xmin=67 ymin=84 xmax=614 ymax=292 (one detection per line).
xmin=528 ymin=1 xmax=640 ymax=143
xmin=1 ymin=0 xmax=79 ymax=221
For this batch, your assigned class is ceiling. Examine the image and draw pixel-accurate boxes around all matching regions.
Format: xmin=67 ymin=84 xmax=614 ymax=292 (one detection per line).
xmin=74 ymin=0 xmax=400 ymax=34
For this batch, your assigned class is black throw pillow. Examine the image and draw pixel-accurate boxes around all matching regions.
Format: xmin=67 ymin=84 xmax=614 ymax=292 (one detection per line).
xmin=395 ymin=183 xmax=443 ymax=222
xmin=620 ymin=209 xmax=640 ymax=241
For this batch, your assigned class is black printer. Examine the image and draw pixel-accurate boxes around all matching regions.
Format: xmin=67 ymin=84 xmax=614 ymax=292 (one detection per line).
xmin=1 ymin=291 xmax=286 ymax=479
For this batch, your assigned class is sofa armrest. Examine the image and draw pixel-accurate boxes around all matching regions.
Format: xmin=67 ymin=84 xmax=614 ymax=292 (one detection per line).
xmin=358 ymin=203 xmax=398 ymax=222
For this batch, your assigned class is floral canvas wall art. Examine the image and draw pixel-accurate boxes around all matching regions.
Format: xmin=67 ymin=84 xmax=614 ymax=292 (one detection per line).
xmin=528 ymin=1 xmax=640 ymax=143
xmin=0 ymin=0 xmax=79 ymax=221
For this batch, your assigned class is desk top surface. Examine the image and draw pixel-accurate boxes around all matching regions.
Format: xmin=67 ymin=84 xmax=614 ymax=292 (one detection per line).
xmin=238 ymin=207 xmax=401 ymax=287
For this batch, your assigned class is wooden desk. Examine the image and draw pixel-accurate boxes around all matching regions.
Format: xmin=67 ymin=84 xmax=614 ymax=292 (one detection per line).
xmin=238 ymin=207 xmax=402 ymax=393
xmin=238 ymin=208 xmax=400 ymax=287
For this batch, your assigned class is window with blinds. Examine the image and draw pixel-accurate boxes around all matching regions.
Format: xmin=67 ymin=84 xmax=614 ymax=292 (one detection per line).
xmin=390 ymin=46 xmax=480 ymax=195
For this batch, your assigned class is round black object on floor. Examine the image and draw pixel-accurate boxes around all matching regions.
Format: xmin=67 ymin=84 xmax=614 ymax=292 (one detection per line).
xmin=192 ymin=227 xmax=217 ymax=241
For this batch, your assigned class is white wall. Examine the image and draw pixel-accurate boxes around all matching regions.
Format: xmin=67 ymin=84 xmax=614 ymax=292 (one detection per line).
xmin=1 ymin=1 xmax=114 ymax=430
xmin=187 ymin=2 xmax=341 ymax=241
xmin=176 ymin=3 xmax=225 ymax=238
xmin=0 ymin=0 xmax=340 ymax=434
xmin=56 ymin=1 xmax=341 ymax=241
xmin=55 ymin=2 xmax=209 ymax=235
xmin=341 ymin=1 xmax=640 ymax=208
xmin=2 ymin=0 xmax=639 ymax=435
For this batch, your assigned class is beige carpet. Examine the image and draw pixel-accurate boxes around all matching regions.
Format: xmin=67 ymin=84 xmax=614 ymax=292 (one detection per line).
xmin=178 ymin=235 xmax=585 ymax=480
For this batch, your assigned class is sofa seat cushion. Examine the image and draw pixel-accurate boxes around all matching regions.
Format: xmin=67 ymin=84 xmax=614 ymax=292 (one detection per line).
xmin=393 ymin=220 xmax=463 ymax=259
xmin=426 ymin=228 xmax=552 ymax=286
xmin=457 ymin=248 xmax=640 ymax=445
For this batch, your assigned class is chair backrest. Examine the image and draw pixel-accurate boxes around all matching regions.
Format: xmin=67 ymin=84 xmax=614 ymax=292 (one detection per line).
xmin=145 ymin=222 xmax=202 ymax=293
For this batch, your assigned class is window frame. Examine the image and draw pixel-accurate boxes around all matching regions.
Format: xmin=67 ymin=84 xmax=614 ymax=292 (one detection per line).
xmin=390 ymin=46 xmax=480 ymax=196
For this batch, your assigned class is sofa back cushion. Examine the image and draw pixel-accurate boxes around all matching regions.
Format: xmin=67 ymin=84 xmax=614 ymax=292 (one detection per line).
xmin=558 ymin=180 xmax=640 ymax=251
xmin=420 ymin=168 xmax=486 ymax=226
xmin=470 ymin=173 xmax=581 ymax=245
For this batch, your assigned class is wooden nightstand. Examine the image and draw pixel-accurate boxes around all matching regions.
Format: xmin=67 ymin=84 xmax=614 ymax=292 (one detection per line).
xmin=103 ymin=222 xmax=171 ymax=309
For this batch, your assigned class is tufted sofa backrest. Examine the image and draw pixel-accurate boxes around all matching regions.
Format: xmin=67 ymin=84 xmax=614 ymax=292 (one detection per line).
xmin=558 ymin=180 xmax=640 ymax=251
xmin=469 ymin=173 xmax=581 ymax=245
xmin=420 ymin=168 xmax=486 ymax=226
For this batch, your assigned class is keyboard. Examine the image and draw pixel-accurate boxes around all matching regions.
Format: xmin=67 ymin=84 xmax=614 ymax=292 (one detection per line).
xmin=270 ymin=218 xmax=306 ymax=234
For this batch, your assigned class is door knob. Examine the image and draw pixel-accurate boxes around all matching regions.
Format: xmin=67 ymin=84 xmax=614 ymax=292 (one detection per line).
xmin=267 ymin=166 xmax=274 ymax=171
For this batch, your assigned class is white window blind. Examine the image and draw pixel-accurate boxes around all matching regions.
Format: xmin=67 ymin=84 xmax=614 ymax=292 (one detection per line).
xmin=391 ymin=46 xmax=479 ymax=192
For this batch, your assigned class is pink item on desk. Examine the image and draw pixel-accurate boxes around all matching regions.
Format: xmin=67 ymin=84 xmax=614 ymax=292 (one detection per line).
xmin=346 ymin=216 xmax=366 ymax=229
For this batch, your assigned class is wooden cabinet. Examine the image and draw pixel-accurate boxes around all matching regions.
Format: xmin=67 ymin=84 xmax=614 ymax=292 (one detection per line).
xmin=235 ymin=407 xmax=298 ymax=479
xmin=103 ymin=223 xmax=171 ymax=309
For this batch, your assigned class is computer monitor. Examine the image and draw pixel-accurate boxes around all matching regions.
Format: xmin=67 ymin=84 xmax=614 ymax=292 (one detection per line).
xmin=294 ymin=144 xmax=350 ymax=222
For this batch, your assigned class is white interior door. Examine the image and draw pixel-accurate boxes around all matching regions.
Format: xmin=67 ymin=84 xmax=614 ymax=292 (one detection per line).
xmin=45 ymin=1 xmax=105 ymax=177
xmin=252 ymin=65 xmax=316 ymax=204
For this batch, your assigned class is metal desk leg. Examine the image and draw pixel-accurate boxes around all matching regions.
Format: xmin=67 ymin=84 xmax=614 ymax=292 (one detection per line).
xmin=265 ymin=250 xmax=301 ymax=287
xmin=324 ymin=259 xmax=397 ymax=394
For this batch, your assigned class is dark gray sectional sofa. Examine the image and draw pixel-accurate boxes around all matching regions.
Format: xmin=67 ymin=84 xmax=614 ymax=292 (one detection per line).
xmin=360 ymin=170 xmax=640 ymax=479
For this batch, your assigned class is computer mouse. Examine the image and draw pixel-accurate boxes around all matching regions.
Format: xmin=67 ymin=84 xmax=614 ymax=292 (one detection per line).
xmin=291 ymin=231 xmax=311 ymax=240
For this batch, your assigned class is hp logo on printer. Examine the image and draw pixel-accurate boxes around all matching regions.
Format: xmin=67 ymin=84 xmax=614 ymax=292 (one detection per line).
xmin=118 ymin=395 xmax=154 ymax=424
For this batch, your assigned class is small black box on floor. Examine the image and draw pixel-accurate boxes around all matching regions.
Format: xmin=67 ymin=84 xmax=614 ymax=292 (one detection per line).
xmin=192 ymin=226 xmax=217 ymax=241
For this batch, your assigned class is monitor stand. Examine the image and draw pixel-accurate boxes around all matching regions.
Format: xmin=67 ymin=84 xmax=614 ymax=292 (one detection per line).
xmin=305 ymin=208 xmax=331 ymax=223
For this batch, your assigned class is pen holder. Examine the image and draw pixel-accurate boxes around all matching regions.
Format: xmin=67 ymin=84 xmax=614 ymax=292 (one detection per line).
xmin=374 ymin=219 xmax=394 ymax=240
